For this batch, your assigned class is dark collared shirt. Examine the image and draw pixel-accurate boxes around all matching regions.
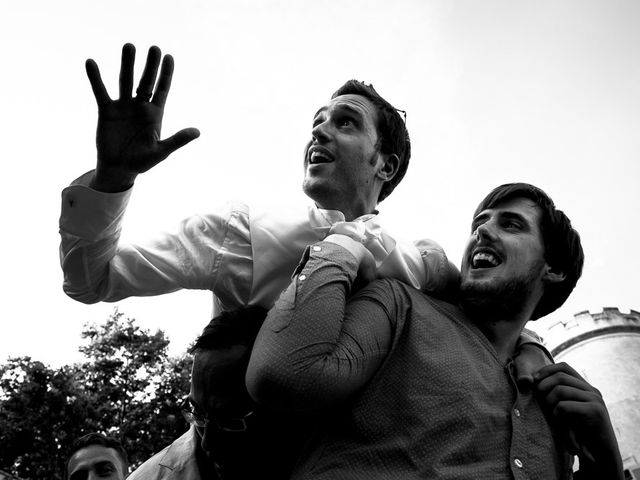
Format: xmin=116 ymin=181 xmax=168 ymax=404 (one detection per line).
xmin=248 ymin=242 xmax=574 ymax=479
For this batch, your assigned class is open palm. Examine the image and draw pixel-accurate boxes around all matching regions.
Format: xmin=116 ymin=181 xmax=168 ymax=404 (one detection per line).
xmin=86 ymin=43 xmax=199 ymax=191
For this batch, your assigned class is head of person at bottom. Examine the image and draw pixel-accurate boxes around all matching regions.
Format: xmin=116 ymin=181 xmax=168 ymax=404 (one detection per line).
xmin=302 ymin=80 xmax=410 ymax=220
xmin=460 ymin=183 xmax=584 ymax=345
xmin=182 ymin=306 xmax=268 ymax=459
xmin=65 ymin=432 xmax=128 ymax=480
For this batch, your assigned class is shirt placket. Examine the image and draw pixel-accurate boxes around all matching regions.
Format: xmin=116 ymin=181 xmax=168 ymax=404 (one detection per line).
xmin=506 ymin=360 xmax=533 ymax=480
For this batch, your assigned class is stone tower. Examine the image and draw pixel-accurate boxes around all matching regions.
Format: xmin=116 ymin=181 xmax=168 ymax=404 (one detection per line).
xmin=542 ymin=307 xmax=640 ymax=477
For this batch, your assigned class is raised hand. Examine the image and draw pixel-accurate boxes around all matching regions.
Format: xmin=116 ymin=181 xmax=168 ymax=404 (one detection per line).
xmin=534 ymin=362 xmax=623 ymax=479
xmin=86 ymin=43 xmax=200 ymax=192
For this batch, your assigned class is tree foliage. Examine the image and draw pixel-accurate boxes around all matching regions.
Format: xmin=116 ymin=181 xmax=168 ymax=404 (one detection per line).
xmin=0 ymin=308 xmax=193 ymax=479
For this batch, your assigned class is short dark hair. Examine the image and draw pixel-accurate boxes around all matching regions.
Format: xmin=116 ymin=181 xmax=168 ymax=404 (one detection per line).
xmin=64 ymin=432 xmax=128 ymax=479
xmin=189 ymin=306 xmax=268 ymax=354
xmin=332 ymin=80 xmax=410 ymax=203
xmin=473 ymin=183 xmax=584 ymax=320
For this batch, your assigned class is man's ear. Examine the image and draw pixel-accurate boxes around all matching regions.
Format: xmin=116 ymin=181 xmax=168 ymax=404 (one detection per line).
xmin=543 ymin=265 xmax=566 ymax=284
xmin=376 ymin=153 xmax=400 ymax=182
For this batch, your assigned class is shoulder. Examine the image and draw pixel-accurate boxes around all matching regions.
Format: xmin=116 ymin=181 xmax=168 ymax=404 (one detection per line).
xmin=351 ymin=278 xmax=436 ymax=312
xmin=127 ymin=430 xmax=198 ymax=479
xmin=127 ymin=447 xmax=169 ymax=479
xmin=356 ymin=279 xmax=462 ymax=316
xmin=179 ymin=200 xmax=251 ymax=238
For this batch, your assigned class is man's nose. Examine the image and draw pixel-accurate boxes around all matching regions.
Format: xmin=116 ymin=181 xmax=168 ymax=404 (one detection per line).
xmin=475 ymin=222 xmax=496 ymax=242
xmin=311 ymin=120 xmax=331 ymax=143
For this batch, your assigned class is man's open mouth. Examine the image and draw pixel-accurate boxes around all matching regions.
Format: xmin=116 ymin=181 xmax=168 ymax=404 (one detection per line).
xmin=471 ymin=250 xmax=502 ymax=269
xmin=308 ymin=146 xmax=334 ymax=164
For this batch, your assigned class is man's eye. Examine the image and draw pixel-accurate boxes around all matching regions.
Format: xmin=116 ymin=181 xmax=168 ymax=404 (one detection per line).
xmin=338 ymin=117 xmax=354 ymax=127
xmin=504 ymin=221 xmax=523 ymax=230
xmin=312 ymin=115 xmax=324 ymax=128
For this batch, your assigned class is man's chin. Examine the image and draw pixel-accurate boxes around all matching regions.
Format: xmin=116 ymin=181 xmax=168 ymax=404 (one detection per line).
xmin=302 ymin=179 xmax=332 ymax=205
xmin=460 ymin=279 xmax=528 ymax=317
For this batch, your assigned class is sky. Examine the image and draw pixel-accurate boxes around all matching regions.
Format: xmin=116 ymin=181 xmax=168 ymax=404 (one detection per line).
xmin=1 ymin=0 xmax=639 ymax=367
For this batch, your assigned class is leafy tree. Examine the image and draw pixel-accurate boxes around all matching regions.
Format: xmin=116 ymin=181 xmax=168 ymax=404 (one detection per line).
xmin=0 ymin=358 xmax=91 ymax=479
xmin=0 ymin=308 xmax=193 ymax=479
xmin=78 ymin=307 xmax=191 ymax=464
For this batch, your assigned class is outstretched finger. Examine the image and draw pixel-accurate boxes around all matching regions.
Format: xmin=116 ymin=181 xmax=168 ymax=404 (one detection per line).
xmin=136 ymin=45 xmax=161 ymax=101
xmin=153 ymin=54 xmax=174 ymax=107
xmin=119 ymin=43 xmax=136 ymax=99
xmin=158 ymin=128 xmax=201 ymax=158
xmin=85 ymin=59 xmax=111 ymax=106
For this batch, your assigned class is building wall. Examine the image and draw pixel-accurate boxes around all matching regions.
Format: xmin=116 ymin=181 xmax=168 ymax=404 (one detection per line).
xmin=543 ymin=308 xmax=640 ymax=475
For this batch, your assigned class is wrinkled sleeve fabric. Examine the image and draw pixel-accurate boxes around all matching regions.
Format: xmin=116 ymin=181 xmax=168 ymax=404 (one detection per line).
xmin=59 ymin=170 xmax=253 ymax=305
xmin=413 ymin=237 xmax=460 ymax=295
xmin=247 ymin=240 xmax=395 ymax=414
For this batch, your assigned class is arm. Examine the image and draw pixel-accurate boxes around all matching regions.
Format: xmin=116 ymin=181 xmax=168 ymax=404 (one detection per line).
xmin=246 ymin=236 xmax=395 ymax=414
xmin=533 ymin=363 xmax=624 ymax=480
xmin=324 ymin=221 xmax=460 ymax=296
xmin=60 ymin=44 xmax=225 ymax=304
xmin=60 ymin=193 xmax=251 ymax=303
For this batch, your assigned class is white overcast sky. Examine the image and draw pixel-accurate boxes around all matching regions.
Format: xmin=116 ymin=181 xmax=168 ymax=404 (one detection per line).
xmin=1 ymin=0 xmax=638 ymax=367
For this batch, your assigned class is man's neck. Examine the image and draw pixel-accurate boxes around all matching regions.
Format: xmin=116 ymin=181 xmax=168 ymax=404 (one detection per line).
xmin=463 ymin=305 xmax=533 ymax=363
xmin=476 ymin=318 xmax=528 ymax=363
xmin=312 ymin=190 xmax=380 ymax=221
xmin=315 ymin=203 xmax=377 ymax=222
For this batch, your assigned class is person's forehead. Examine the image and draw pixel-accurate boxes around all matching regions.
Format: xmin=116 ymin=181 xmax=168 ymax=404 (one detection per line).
xmin=68 ymin=445 xmax=122 ymax=472
xmin=193 ymin=345 xmax=248 ymax=371
xmin=191 ymin=346 xmax=248 ymax=386
xmin=475 ymin=197 xmax=541 ymax=223
xmin=315 ymin=94 xmax=377 ymax=121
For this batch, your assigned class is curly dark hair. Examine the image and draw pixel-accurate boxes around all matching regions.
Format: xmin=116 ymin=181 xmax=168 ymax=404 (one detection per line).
xmin=189 ymin=306 xmax=268 ymax=353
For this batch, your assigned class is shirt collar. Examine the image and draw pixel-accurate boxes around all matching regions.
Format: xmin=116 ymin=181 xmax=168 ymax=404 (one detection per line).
xmin=157 ymin=426 xmax=201 ymax=471
xmin=309 ymin=204 xmax=381 ymax=230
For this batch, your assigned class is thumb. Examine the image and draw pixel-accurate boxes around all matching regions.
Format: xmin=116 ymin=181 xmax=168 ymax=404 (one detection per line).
xmin=158 ymin=127 xmax=200 ymax=158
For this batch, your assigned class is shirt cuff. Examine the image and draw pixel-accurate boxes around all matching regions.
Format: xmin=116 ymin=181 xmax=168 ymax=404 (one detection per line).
xmin=291 ymin=237 xmax=363 ymax=281
xmin=516 ymin=330 xmax=554 ymax=364
xmin=323 ymin=234 xmax=370 ymax=265
xmin=59 ymin=170 xmax=133 ymax=239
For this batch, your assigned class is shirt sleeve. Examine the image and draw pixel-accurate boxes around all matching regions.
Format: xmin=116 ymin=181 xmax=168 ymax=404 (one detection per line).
xmin=59 ymin=171 xmax=253 ymax=305
xmin=511 ymin=328 xmax=554 ymax=388
xmin=246 ymin=241 xmax=395 ymax=414
xmin=413 ymin=237 xmax=461 ymax=296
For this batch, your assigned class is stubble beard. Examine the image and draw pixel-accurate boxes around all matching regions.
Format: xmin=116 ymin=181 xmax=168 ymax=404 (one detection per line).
xmin=302 ymin=149 xmax=381 ymax=211
xmin=459 ymin=264 xmax=544 ymax=319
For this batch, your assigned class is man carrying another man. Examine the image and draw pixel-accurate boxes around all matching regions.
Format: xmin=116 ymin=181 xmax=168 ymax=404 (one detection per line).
xmin=247 ymin=183 xmax=624 ymax=479
xmin=59 ymin=42 xmax=546 ymax=379
xmin=59 ymin=43 xmax=564 ymax=475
